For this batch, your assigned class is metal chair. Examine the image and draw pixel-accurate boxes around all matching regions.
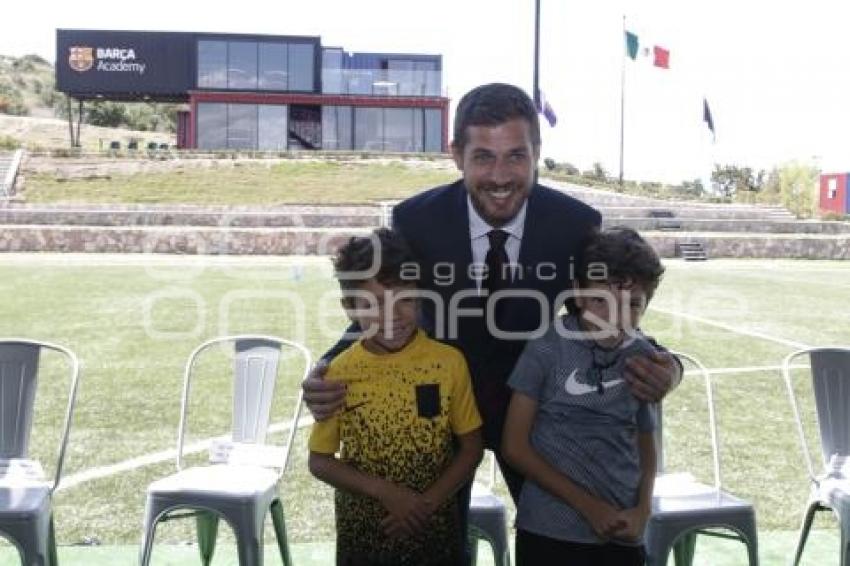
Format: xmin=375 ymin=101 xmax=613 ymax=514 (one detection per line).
xmin=783 ymin=347 xmax=850 ymax=566
xmin=468 ymin=450 xmax=510 ymax=566
xmin=139 ymin=335 xmax=311 ymax=566
xmin=0 ymin=339 xmax=81 ymax=566
xmin=644 ymin=351 xmax=759 ymax=566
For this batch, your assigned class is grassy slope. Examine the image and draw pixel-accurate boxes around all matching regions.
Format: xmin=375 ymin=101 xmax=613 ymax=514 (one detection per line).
xmin=22 ymin=160 xmax=459 ymax=204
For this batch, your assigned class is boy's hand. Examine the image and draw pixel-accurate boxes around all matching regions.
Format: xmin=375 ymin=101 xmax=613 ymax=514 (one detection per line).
xmin=378 ymin=484 xmax=434 ymax=538
xmin=302 ymin=360 xmax=346 ymax=421
xmin=612 ymin=506 xmax=650 ymax=542
xmin=581 ymin=498 xmax=627 ymax=540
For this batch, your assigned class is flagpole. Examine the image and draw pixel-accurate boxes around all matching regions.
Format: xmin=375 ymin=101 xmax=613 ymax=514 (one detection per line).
xmin=533 ymin=0 xmax=541 ymax=109
xmin=619 ymin=14 xmax=626 ymax=188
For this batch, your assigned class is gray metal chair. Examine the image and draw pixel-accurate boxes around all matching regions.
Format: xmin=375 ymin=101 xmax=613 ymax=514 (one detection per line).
xmin=645 ymin=351 xmax=759 ymax=566
xmin=468 ymin=450 xmax=510 ymax=566
xmin=139 ymin=335 xmax=311 ymax=566
xmin=0 ymin=339 xmax=81 ymax=566
xmin=783 ymin=347 xmax=850 ymax=566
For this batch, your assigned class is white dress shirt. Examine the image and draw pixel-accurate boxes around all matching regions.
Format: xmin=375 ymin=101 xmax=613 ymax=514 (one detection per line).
xmin=467 ymin=195 xmax=527 ymax=290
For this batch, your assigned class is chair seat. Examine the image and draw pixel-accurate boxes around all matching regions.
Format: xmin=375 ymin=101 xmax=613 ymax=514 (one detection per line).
xmin=0 ymin=484 xmax=51 ymax=520
xmin=652 ymin=474 xmax=754 ymax=518
xmin=816 ymin=476 xmax=850 ymax=514
xmin=148 ymin=465 xmax=279 ymax=501
xmin=471 ymin=481 xmax=505 ymax=511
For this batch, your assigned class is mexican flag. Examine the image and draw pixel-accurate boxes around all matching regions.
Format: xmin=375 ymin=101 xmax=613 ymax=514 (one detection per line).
xmin=625 ymin=30 xmax=670 ymax=69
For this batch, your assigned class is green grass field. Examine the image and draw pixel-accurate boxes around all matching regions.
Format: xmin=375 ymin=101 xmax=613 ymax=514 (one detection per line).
xmin=1 ymin=255 xmax=848 ymax=565
xmin=23 ymin=160 xmax=458 ymax=205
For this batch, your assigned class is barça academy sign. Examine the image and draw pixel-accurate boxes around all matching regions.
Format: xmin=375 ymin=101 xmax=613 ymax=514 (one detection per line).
xmin=68 ymin=46 xmax=146 ymax=75
xmin=56 ymin=30 xmax=194 ymax=99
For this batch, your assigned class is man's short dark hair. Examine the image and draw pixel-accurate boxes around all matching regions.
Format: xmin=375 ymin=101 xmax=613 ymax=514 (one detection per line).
xmin=334 ymin=228 xmax=419 ymax=292
xmin=576 ymin=226 xmax=665 ymax=299
xmin=452 ymin=83 xmax=541 ymax=152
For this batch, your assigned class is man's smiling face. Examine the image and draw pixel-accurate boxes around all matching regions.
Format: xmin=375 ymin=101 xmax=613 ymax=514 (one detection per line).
xmin=452 ymin=117 xmax=539 ymax=228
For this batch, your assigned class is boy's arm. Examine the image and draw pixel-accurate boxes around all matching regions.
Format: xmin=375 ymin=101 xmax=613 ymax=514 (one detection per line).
xmin=309 ymin=451 xmax=432 ymax=536
xmin=614 ymin=430 xmax=657 ymax=541
xmin=501 ymin=392 xmax=625 ymax=538
xmin=423 ymin=428 xmax=483 ymax=508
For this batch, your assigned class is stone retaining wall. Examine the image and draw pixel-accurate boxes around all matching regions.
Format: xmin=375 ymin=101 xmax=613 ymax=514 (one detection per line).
xmin=1 ymin=225 xmax=848 ymax=259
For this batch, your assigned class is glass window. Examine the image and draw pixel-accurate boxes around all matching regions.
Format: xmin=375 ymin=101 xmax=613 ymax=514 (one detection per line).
xmin=197 ymin=103 xmax=227 ymax=149
xmin=228 ymin=42 xmax=258 ymax=90
xmin=259 ymin=43 xmax=287 ymax=91
xmin=322 ymin=48 xmax=343 ymax=94
xmin=417 ymin=60 xmax=441 ymax=96
xmin=354 ymin=107 xmax=383 ymax=150
xmin=424 ymin=108 xmax=442 ymax=152
xmin=288 ymin=43 xmax=315 ymax=92
xmin=227 ymin=104 xmax=257 ymax=149
xmin=384 ymin=108 xmax=414 ymax=152
xmin=411 ymin=108 xmax=424 ymax=152
xmin=197 ymin=41 xmax=227 ymax=88
xmin=322 ymin=106 xmax=352 ymax=150
xmin=258 ymin=105 xmax=288 ymax=151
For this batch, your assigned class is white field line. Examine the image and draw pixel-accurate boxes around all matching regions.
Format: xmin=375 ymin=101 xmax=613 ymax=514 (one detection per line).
xmin=56 ymin=415 xmax=315 ymax=492
xmin=648 ymin=306 xmax=811 ymax=350
xmin=54 ymin=363 xmax=808 ymax=491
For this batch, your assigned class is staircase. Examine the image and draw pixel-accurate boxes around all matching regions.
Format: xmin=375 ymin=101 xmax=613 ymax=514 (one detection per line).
xmin=677 ymin=242 xmax=708 ymax=261
xmin=0 ymin=150 xmax=24 ymax=198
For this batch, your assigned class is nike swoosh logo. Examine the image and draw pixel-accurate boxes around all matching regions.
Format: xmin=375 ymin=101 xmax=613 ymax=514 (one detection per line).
xmin=564 ymin=369 xmax=624 ymax=396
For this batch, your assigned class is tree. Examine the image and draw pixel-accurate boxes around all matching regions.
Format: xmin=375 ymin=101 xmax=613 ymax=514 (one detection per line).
xmin=711 ymin=164 xmax=765 ymax=198
xmin=776 ymin=161 xmax=819 ymax=218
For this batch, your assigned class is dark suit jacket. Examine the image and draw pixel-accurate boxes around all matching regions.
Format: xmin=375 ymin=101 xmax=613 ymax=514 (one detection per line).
xmin=390 ymin=180 xmax=601 ymax=447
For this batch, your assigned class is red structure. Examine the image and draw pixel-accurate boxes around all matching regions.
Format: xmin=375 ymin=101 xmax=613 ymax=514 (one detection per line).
xmin=819 ymin=173 xmax=850 ymax=216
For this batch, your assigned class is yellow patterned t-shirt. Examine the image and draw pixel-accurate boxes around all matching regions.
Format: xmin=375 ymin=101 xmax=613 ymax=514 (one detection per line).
xmin=309 ymin=329 xmax=482 ymax=565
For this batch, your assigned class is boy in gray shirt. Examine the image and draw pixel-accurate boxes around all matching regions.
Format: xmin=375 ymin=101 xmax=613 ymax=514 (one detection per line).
xmin=502 ymin=227 xmax=664 ymax=565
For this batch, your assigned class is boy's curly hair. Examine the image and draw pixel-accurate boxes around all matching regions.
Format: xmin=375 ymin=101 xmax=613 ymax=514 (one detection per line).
xmin=574 ymin=226 xmax=665 ymax=301
xmin=334 ymin=228 xmax=419 ymax=292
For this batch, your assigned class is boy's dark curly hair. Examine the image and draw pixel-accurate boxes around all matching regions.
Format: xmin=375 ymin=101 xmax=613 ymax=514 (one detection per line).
xmin=334 ymin=228 xmax=419 ymax=292
xmin=574 ymin=225 xmax=665 ymax=301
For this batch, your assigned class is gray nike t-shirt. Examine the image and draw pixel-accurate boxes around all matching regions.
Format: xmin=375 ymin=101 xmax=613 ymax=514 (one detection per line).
xmin=507 ymin=314 xmax=657 ymax=544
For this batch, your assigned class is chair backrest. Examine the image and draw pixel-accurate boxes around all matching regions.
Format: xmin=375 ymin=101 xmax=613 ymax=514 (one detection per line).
xmin=655 ymin=351 xmax=722 ymax=491
xmin=783 ymin=347 xmax=850 ymax=480
xmin=176 ymin=335 xmax=311 ymax=478
xmin=0 ymin=339 xmax=80 ymax=489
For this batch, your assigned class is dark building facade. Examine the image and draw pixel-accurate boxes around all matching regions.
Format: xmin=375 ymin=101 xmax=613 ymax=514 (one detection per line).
xmin=56 ymin=29 xmax=449 ymax=152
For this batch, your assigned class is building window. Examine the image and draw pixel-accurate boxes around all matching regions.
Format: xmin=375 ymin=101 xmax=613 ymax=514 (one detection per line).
xmin=354 ymin=107 xmax=384 ymax=151
xmin=828 ymin=178 xmax=838 ymax=199
xmin=288 ymin=43 xmax=315 ymax=92
xmin=424 ymin=108 xmax=442 ymax=152
xmin=259 ymin=105 xmax=289 ymax=150
xmin=322 ymin=106 xmax=352 ymax=150
xmin=228 ymin=42 xmax=258 ymax=90
xmin=197 ymin=103 xmax=227 ymax=149
xmin=198 ymin=41 xmax=227 ymax=89
xmin=259 ymin=43 xmax=288 ymax=91
xmin=227 ymin=104 xmax=258 ymax=149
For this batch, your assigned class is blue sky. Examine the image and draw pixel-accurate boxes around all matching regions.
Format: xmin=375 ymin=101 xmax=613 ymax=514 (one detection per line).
xmin=3 ymin=0 xmax=849 ymax=183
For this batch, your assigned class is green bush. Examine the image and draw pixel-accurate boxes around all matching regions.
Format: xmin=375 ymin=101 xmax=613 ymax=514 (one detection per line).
xmin=0 ymin=135 xmax=21 ymax=150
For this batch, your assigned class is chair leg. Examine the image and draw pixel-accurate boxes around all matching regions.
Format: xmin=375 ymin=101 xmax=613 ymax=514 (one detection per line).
xmin=234 ymin=523 xmax=263 ymax=566
xmin=270 ymin=499 xmax=293 ymax=566
xmin=47 ymin=515 xmax=58 ymax=566
xmin=467 ymin=534 xmax=479 ymax=566
xmin=196 ymin=511 xmax=220 ymax=566
xmin=792 ymin=501 xmax=820 ymax=566
xmin=673 ymin=532 xmax=697 ymax=566
xmin=841 ymin=524 xmax=850 ymax=566
xmin=139 ymin=513 xmax=159 ymax=566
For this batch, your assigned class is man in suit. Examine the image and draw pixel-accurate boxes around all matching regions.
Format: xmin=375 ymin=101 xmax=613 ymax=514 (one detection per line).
xmin=304 ymin=83 xmax=679 ymax=500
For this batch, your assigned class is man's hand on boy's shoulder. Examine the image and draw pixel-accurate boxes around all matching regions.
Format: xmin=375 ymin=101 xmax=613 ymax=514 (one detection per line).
xmin=378 ymin=483 xmax=435 ymax=538
xmin=624 ymin=350 xmax=680 ymax=402
xmin=302 ymin=360 xmax=347 ymax=421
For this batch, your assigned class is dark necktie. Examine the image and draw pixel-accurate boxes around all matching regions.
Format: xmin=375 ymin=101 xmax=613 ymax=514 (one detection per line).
xmin=484 ymin=229 xmax=510 ymax=297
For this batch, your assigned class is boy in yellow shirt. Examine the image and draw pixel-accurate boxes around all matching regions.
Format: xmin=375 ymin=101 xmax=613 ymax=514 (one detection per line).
xmin=309 ymin=228 xmax=483 ymax=566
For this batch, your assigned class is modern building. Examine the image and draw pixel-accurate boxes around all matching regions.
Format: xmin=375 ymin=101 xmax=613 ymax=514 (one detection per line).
xmin=819 ymin=173 xmax=850 ymax=216
xmin=56 ymin=29 xmax=449 ymax=152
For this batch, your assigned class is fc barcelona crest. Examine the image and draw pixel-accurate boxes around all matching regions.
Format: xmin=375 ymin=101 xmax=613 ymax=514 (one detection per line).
xmin=68 ymin=46 xmax=94 ymax=73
